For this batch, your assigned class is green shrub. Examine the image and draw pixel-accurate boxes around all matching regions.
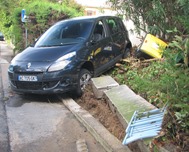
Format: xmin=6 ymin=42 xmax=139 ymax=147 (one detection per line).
xmin=0 ymin=0 xmax=84 ymax=53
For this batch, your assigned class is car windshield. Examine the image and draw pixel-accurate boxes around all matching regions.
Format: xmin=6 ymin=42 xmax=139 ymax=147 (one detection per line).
xmin=34 ymin=20 xmax=93 ymax=47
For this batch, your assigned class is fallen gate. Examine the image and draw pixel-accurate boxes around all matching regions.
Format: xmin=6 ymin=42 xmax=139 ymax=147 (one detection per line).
xmin=122 ymin=107 xmax=167 ymax=145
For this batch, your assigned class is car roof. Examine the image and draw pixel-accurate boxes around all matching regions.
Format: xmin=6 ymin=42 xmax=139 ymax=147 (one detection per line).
xmin=70 ymin=15 xmax=119 ymax=20
xmin=57 ymin=15 xmax=120 ymax=24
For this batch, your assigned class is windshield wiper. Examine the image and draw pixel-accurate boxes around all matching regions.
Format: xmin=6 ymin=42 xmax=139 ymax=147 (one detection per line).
xmin=38 ymin=45 xmax=53 ymax=47
xmin=37 ymin=42 xmax=78 ymax=47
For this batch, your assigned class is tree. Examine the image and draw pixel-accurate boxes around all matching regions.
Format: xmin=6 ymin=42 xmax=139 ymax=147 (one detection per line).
xmin=108 ymin=0 xmax=189 ymax=41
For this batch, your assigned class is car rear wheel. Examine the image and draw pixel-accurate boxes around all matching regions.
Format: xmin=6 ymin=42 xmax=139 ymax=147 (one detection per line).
xmin=123 ymin=42 xmax=132 ymax=58
xmin=76 ymin=69 xmax=91 ymax=97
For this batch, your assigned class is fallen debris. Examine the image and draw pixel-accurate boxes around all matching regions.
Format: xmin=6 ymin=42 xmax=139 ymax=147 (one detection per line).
xmin=122 ymin=108 xmax=167 ymax=145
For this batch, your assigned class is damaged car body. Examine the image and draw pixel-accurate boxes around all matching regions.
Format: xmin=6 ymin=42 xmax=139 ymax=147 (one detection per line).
xmin=8 ymin=16 xmax=132 ymax=96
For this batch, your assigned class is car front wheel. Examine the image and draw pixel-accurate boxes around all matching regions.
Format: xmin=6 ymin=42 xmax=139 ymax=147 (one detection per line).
xmin=76 ymin=69 xmax=91 ymax=97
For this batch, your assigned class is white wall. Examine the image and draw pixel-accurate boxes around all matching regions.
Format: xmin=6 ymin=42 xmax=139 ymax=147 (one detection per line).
xmin=124 ymin=20 xmax=144 ymax=46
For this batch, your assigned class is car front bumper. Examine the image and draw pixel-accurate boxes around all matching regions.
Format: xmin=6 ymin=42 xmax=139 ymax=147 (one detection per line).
xmin=8 ymin=69 xmax=78 ymax=94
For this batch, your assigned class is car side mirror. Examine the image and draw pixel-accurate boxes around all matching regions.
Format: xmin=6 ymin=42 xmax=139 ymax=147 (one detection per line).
xmin=29 ymin=38 xmax=39 ymax=47
xmin=86 ymin=40 xmax=95 ymax=47
xmin=90 ymin=39 xmax=97 ymax=44
xmin=29 ymin=43 xmax=34 ymax=47
xmin=35 ymin=38 xmax=39 ymax=42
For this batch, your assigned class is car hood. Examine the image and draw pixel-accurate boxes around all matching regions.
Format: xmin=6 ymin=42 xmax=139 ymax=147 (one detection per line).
xmin=13 ymin=43 xmax=82 ymax=62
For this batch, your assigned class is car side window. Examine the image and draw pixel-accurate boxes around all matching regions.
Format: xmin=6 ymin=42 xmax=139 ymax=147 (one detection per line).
xmin=92 ymin=21 xmax=106 ymax=41
xmin=117 ymin=19 xmax=125 ymax=31
xmin=106 ymin=18 xmax=120 ymax=34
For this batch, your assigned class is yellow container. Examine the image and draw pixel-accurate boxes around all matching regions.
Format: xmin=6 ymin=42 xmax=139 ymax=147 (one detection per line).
xmin=140 ymin=34 xmax=167 ymax=58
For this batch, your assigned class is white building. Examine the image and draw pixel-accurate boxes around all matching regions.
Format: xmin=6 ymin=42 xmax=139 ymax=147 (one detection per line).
xmin=75 ymin=0 xmax=116 ymax=16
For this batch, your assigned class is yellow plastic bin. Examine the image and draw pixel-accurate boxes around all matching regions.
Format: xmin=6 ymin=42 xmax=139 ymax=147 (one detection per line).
xmin=140 ymin=34 xmax=167 ymax=58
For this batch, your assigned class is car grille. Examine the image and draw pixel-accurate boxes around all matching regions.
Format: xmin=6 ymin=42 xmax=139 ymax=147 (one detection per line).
xmin=15 ymin=81 xmax=43 ymax=90
xmin=8 ymin=72 xmax=14 ymax=79
xmin=14 ymin=81 xmax=59 ymax=90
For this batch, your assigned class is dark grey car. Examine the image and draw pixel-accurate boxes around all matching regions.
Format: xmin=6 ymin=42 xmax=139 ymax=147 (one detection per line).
xmin=0 ymin=32 xmax=4 ymax=41
xmin=8 ymin=16 xmax=132 ymax=96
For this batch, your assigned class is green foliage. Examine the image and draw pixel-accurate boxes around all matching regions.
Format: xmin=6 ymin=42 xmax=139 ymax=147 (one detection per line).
xmin=11 ymin=8 xmax=24 ymax=51
xmin=108 ymin=0 xmax=189 ymax=41
xmin=166 ymin=29 xmax=189 ymax=67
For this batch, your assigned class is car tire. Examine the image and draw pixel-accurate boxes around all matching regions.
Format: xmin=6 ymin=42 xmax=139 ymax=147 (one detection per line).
xmin=123 ymin=48 xmax=131 ymax=58
xmin=76 ymin=69 xmax=91 ymax=97
xmin=123 ymin=42 xmax=132 ymax=58
xmin=134 ymin=49 xmax=143 ymax=58
xmin=134 ymin=49 xmax=152 ymax=60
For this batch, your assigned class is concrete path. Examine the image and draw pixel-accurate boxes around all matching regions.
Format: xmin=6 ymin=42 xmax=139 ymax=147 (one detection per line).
xmin=6 ymin=96 xmax=105 ymax=152
xmin=0 ymin=41 xmax=14 ymax=152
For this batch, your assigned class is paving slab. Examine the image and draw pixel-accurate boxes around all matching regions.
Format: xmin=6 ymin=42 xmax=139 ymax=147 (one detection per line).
xmin=91 ymin=76 xmax=119 ymax=99
xmin=104 ymin=85 xmax=156 ymax=127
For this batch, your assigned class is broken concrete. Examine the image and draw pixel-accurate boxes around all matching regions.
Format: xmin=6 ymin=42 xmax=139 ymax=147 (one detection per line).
xmin=91 ymin=76 xmax=119 ymax=99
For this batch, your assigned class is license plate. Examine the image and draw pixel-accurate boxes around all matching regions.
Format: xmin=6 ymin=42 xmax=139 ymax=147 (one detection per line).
xmin=18 ymin=75 xmax=38 ymax=82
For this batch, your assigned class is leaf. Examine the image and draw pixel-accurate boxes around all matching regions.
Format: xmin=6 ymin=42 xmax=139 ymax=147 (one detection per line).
xmin=166 ymin=30 xmax=174 ymax=33
xmin=174 ymin=103 xmax=187 ymax=109
xmin=175 ymin=35 xmax=183 ymax=42
xmin=175 ymin=52 xmax=184 ymax=63
xmin=170 ymin=41 xmax=183 ymax=51
xmin=184 ymin=38 xmax=189 ymax=53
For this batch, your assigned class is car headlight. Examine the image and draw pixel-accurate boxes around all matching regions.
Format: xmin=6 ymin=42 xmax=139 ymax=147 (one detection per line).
xmin=8 ymin=65 xmax=14 ymax=72
xmin=48 ymin=52 xmax=76 ymax=72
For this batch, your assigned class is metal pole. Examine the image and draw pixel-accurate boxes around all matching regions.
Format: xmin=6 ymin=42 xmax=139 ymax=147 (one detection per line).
xmin=25 ymin=27 xmax=28 ymax=47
